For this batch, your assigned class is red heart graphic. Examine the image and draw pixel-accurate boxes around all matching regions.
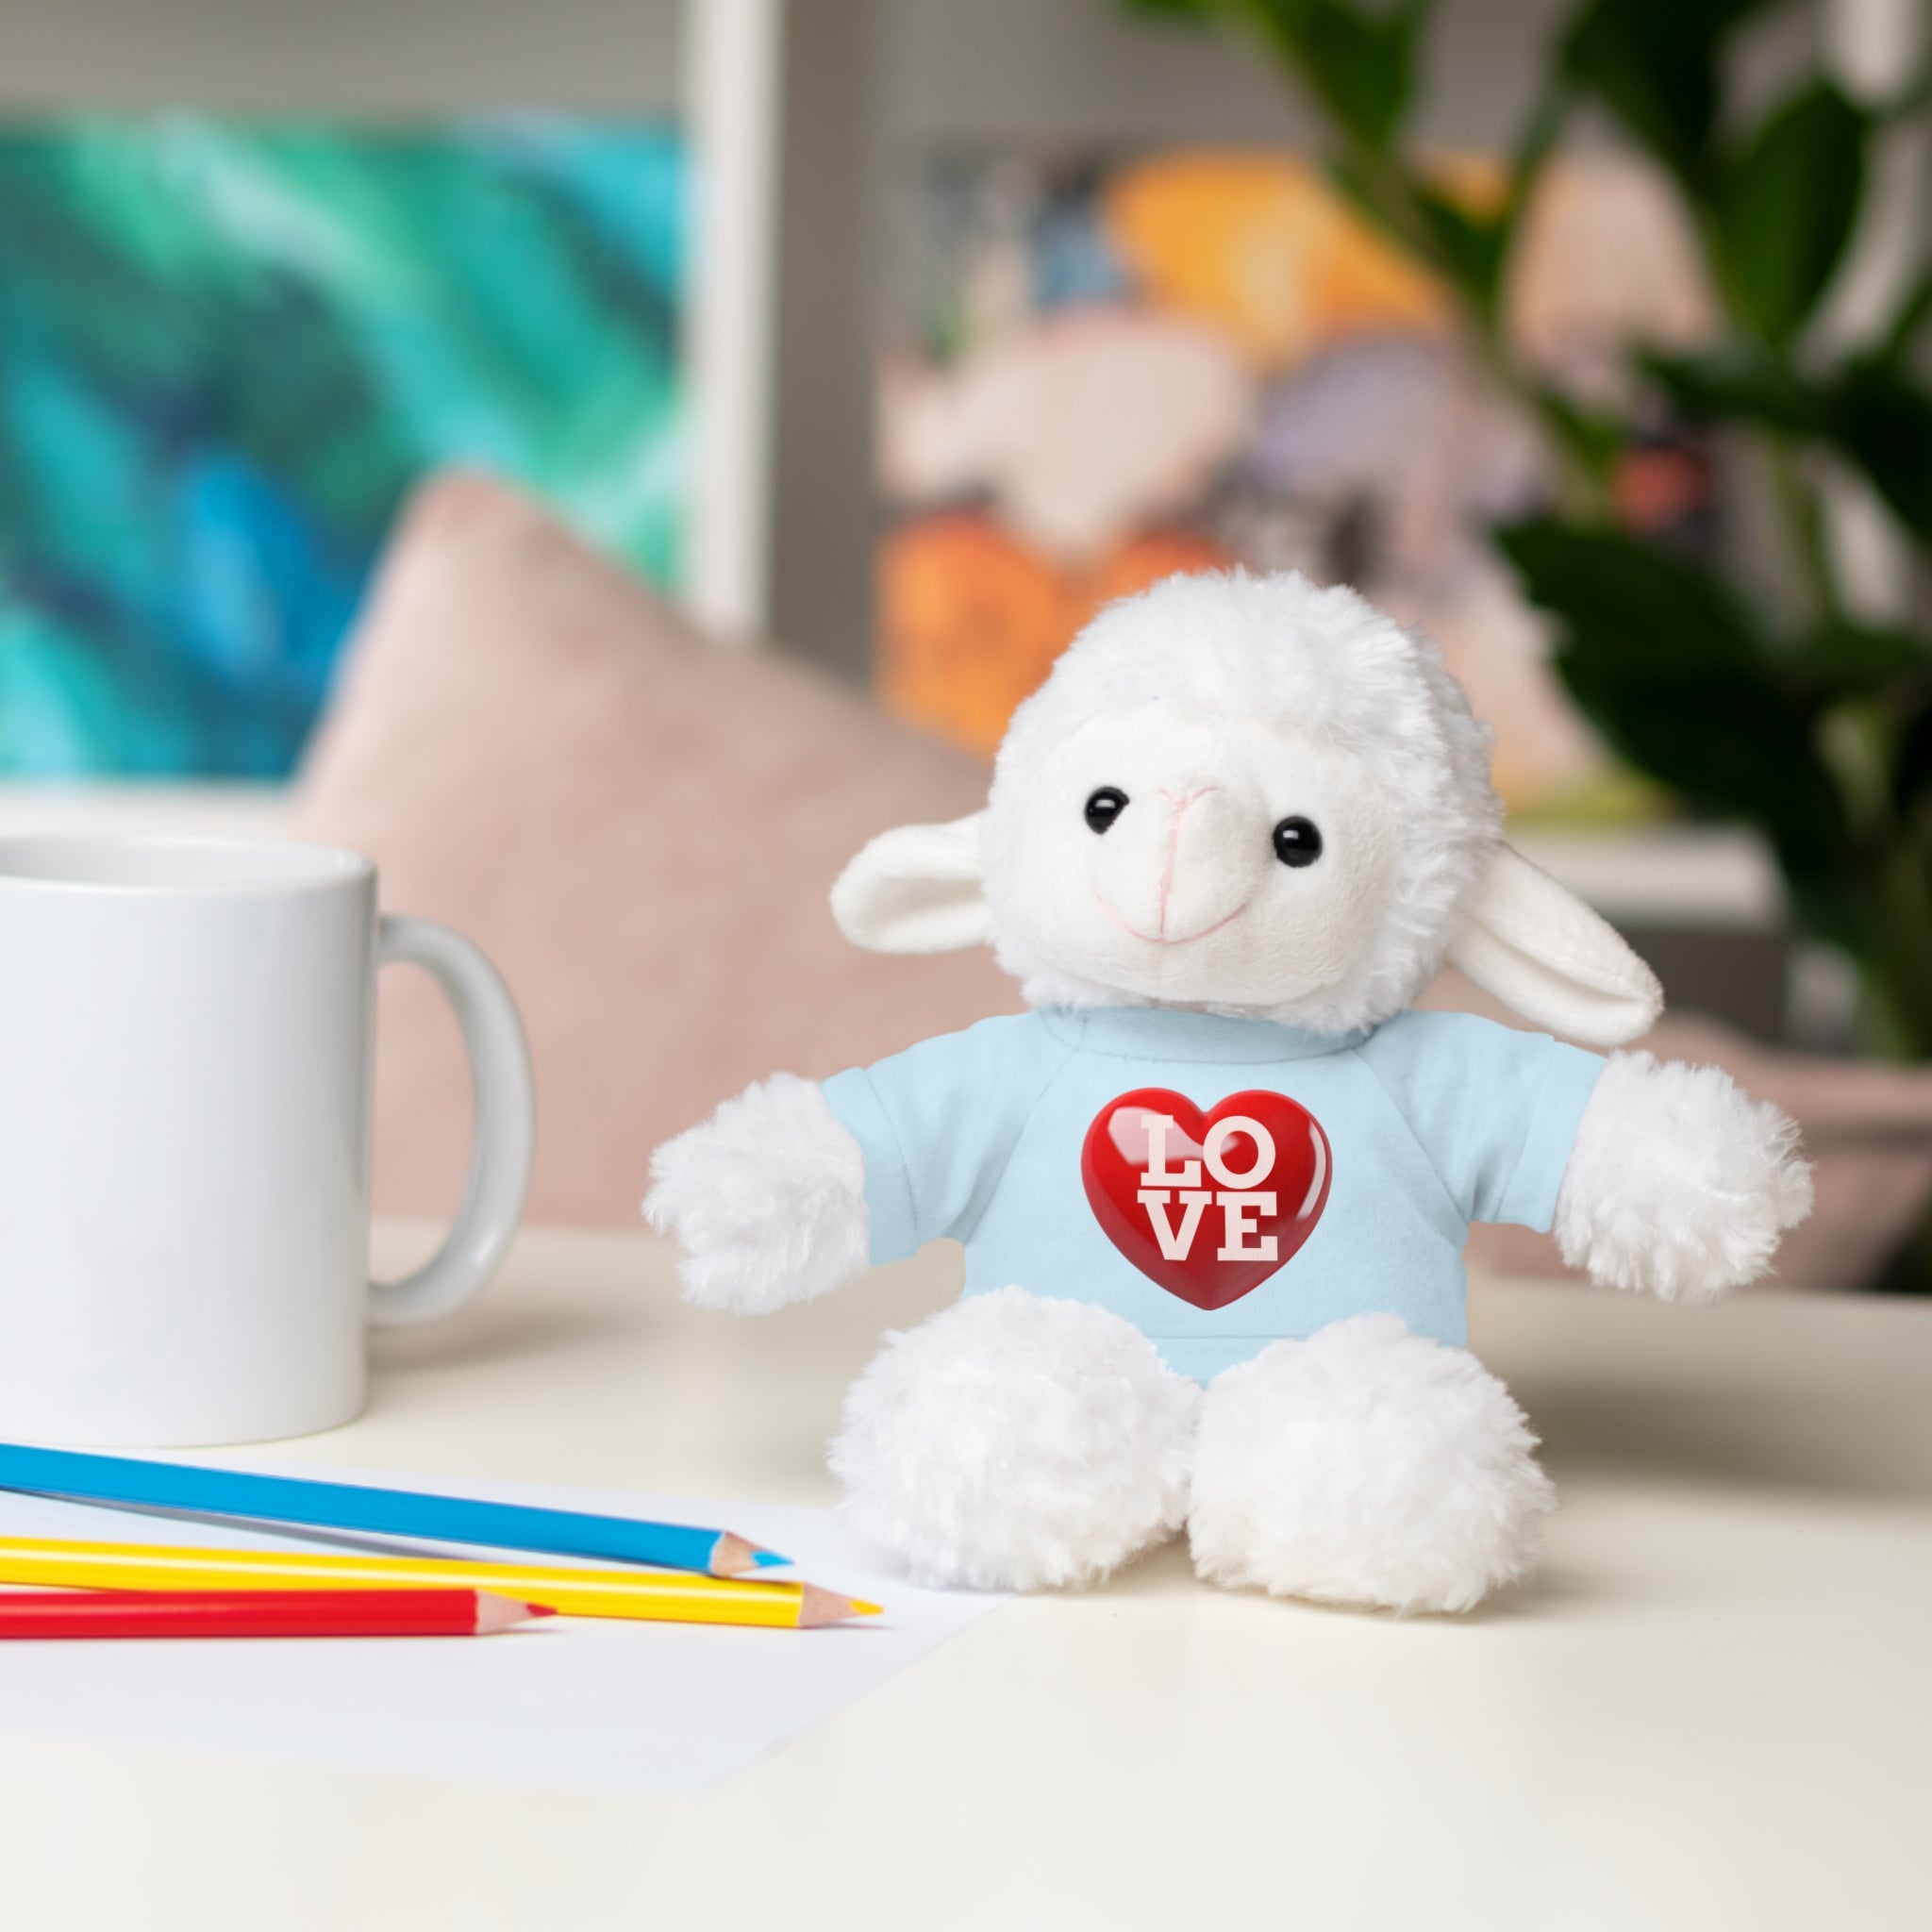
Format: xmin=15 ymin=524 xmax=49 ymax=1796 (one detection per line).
xmin=1080 ymin=1088 xmax=1332 ymax=1311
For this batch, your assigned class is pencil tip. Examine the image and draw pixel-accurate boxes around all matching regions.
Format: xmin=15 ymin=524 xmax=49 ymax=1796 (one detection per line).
xmin=475 ymin=1593 xmax=558 ymax=1633
xmin=796 ymin=1584 xmax=880 ymax=1627
xmin=711 ymin=1533 xmax=789 ymax=1575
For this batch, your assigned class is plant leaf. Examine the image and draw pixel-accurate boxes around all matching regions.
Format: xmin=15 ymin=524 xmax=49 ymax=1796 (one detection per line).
xmin=1560 ymin=0 xmax=1779 ymax=184
xmin=1409 ymin=180 xmax=1507 ymax=313
xmin=1641 ymin=347 xmax=1824 ymax=434
xmin=1784 ymin=624 xmax=1932 ymax=701
xmin=1829 ymin=358 xmax=1932 ymax=543
xmin=1250 ymin=0 xmax=1429 ymax=153
xmin=1891 ymin=696 xmax=1932 ymax=818
xmin=1880 ymin=266 xmax=1932 ymax=359
xmin=1494 ymin=517 xmax=1768 ymax=672
xmin=1717 ymin=82 xmax=1868 ymax=345
xmin=1644 ymin=349 xmax=1932 ymax=548
xmin=1557 ymin=651 xmax=1850 ymax=892
xmin=1498 ymin=515 xmax=1854 ymax=903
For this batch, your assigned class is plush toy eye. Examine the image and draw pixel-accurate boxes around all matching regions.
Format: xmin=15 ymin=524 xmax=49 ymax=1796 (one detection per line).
xmin=1273 ymin=816 xmax=1323 ymax=867
xmin=1084 ymin=787 xmax=1128 ymax=834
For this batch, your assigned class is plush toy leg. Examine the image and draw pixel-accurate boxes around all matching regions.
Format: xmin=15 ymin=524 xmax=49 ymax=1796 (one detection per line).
xmin=1187 ymin=1313 xmax=1555 ymax=1614
xmin=830 ymin=1287 xmax=1200 ymax=1591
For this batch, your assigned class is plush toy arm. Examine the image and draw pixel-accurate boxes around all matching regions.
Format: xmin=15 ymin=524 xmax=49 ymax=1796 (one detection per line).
xmin=643 ymin=1074 xmax=871 ymax=1313
xmin=1554 ymin=1051 xmax=1813 ymax=1305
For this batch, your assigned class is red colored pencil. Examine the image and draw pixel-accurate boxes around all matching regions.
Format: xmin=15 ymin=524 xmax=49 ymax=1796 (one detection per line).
xmin=0 ymin=1589 xmax=554 ymax=1640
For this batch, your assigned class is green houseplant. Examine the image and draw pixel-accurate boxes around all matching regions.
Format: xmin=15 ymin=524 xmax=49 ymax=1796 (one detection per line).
xmin=1126 ymin=0 xmax=1932 ymax=1058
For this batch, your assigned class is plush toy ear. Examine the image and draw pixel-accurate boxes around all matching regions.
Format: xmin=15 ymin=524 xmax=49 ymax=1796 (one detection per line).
xmin=830 ymin=812 xmax=992 ymax=954
xmin=1444 ymin=843 xmax=1663 ymax=1047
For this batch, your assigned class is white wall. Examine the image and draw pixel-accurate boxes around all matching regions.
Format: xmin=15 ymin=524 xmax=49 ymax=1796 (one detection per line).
xmin=0 ymin=0 xmax=681 ymax=110
xmin=879 ymin=0 xmax=1577 ymax=148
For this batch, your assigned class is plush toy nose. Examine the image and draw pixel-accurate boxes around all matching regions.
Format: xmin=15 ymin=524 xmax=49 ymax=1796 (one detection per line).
xmin=1092 ymin=781 xmax=1266 ymax=943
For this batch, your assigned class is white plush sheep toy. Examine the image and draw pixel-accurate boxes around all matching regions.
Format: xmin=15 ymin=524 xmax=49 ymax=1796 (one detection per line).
xmin=646 ymin=570 xmax=1813 ymax=1613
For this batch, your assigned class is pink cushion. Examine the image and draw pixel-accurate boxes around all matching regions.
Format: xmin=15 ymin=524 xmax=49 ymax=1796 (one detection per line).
xmin=292 ymin=473 xmax=1018 ymax=1227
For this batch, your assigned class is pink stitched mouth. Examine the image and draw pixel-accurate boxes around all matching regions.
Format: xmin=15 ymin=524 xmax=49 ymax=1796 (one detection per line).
xmin=1093 ymin=892 xmax=1250 ymax=947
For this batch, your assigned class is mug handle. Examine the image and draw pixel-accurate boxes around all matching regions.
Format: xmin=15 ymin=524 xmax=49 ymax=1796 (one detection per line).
xmin=367 ymin=915 xmax=535 ymax=1329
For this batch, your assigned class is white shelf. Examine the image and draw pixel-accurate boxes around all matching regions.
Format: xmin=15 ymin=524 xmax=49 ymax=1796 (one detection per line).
xmin=1513 ymin=826 xmax=1786 ymax=932
xmin=0 ymin=785 xmax=291 ymax=841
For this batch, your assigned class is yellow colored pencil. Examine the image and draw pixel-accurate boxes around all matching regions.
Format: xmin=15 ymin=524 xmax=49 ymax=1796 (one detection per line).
xmin=0 ymin=1538 xmax=879 ymax=1629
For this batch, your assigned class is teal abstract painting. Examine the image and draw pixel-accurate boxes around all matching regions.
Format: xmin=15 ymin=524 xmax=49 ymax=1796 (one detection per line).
xmin=0 ymin=116 xmax=686 ymax=776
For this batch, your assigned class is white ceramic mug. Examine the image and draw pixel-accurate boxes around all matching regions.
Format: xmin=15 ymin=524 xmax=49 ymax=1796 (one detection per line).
xmin=0 ymin=834 xmax=534 ymax=1446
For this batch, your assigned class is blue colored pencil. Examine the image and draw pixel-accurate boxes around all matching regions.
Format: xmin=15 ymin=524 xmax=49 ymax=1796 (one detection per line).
xmin=0 ymin=1441 xmax=790 ymax=1577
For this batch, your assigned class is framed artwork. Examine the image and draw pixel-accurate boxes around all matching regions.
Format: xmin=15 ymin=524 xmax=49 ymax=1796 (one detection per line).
xmin=0 ymin=114 xmax=686 ymax=775
xmin=876 ymin=145 xmax=1719 ymax=821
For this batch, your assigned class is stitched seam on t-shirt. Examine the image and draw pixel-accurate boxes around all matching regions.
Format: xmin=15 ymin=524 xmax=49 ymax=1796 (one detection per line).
xmin=1495 ymin=1052 xmax=1569 ymax=1226
xmin=952 ymin=1038 xmax=1085 ymax=1246
xmin=855 ymin=1067 xmax=922 ymax=1253
xmin=1346 ymin=1044 xmax=1465 ymax=1224
xmin=1036 ymin=1008 xmax=1359 ymax=1065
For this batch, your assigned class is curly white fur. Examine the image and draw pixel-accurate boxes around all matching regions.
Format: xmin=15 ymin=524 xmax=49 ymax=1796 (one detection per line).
xmin=1188 ymin=1313 xmax=1555 ymax=1614
xmin=1555 ymin=1051 xmax=1813 ymax=1305
xmin=642 ymin=1074 xmax=869 ymax=1313
xmin=982 ymin=570 xmax=1501 ymax=1034
xmin=830 ymin=1288 xmax=1200 ymax=1591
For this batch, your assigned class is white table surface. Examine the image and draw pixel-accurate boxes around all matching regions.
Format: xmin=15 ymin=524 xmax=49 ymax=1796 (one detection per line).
xmin=2 ymin=1225 xmax=1928 ymax=1932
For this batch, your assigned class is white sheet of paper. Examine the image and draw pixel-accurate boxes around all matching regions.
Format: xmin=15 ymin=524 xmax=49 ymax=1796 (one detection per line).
xmin=0 ymin=1467 xmax=1007 ymax=1793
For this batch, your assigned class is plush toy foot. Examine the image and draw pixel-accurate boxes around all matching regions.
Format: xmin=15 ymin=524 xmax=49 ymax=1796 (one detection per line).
xmin=1187 ymin=1313 xmax=1554 ymax=1615
xmin=830 ymin=1287 xmax=1200 ymax=1591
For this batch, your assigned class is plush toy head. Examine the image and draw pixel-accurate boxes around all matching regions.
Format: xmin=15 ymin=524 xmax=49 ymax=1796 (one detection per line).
xmin=835 ymin=570 xmax=1661 ymax=1047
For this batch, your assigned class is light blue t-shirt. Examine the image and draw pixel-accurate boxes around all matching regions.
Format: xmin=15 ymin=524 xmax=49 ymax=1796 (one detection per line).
xmin=821 ymin=1006 xmax=1604 ymax=1382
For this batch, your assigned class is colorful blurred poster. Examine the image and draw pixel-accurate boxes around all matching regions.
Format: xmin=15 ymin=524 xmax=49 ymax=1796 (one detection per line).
xmin=876 ymin=147 xmax=1718 ymax=819
xmin=0 ymin=116 xmax=685 ymax=776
